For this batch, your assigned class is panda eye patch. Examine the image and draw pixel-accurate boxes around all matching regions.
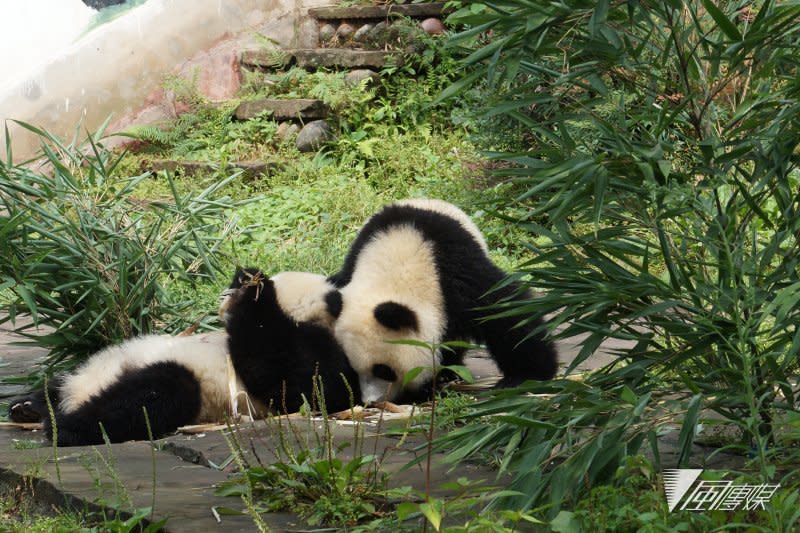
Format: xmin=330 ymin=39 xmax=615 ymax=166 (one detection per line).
xmin=373 ymin=301 xmax=418 ymax=331
xmin=371 ymin=364 xmax=398 ymax=382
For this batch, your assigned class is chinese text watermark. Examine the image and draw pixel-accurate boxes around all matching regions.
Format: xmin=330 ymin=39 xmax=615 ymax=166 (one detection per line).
xmin=664 ymin=469 xmax=780 ymax=512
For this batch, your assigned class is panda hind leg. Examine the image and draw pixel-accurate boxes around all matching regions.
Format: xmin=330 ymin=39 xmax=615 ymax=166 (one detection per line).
xmin=479 ymin=313 xmax=558 ymax=388
xmin=436 ymin=345 xmax=468 ymax=385
xmin=46 ymin=361 xmax=201 ymax=446
xmin=8 ymin=379 xmax=62 ymax=423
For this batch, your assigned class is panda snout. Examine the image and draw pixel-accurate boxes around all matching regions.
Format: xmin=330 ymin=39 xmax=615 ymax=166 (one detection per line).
xmin=371 ymin=363 xmax=398 ymax=383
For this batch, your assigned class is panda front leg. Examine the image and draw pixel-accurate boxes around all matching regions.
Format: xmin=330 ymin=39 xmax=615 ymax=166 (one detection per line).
xmin=224 ymin=269 xmax=290 ymax=406
xmin=474 ymin=284 xmax=558 ymax=388
xmin=46 ymin=361 xmax=201 ymax=446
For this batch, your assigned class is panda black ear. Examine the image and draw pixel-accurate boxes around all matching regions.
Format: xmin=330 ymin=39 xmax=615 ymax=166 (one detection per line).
xmin=324 ymin=290 xmax=343 ymax=319
xmin=374 ymin=302 xmax=418 ymax=332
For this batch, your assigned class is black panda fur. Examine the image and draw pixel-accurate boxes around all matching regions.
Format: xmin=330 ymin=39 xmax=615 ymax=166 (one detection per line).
xmin=7 ymin=269 xmax=359 ymax=446
xmin=326 ymin=198 xmax=558 ymax=403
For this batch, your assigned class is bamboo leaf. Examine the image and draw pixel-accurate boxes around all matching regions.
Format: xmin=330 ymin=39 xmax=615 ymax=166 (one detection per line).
xmin=700 ymin=0 xmax=743 ymax=41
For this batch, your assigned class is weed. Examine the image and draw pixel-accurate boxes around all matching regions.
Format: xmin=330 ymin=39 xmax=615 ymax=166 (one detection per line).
xmin=10 ymin=439 xmax=40 ymax=450
xmin=216 ymin=415 xmax=395 ymax=528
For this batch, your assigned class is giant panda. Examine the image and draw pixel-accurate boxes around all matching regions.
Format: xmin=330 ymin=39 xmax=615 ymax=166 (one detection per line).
xmin=324 ymin=198 xmax=558 ymax=403
xmin=7 ymin=268 xmax=359 ymax=446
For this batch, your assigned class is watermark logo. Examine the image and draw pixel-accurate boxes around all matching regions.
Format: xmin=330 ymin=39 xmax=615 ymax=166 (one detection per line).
xmin=663 ymin=469 xmax=781 ymax=512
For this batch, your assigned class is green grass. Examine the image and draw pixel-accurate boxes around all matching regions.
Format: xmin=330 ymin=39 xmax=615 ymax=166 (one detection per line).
xmin=0 ymin=498 xmax=89 ymax=533
xmin=0 ymin=495 xmax=164 ymax=533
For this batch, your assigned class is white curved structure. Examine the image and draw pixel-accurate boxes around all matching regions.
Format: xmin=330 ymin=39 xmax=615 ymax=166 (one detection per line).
xmin=0 ymin=0 xmax=322 ymax=162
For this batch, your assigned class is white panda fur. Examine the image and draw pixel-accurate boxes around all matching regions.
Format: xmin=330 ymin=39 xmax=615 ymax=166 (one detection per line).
xmin=57 ymin=332 xmax=240 ymax=421
xmin=325 ymin=199 xmax=558 ymax=403
xmin=333 ymin=224 xmax=446 ymax=401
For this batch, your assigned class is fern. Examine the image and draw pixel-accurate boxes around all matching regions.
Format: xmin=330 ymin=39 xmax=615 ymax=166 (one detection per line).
xmin=252 ymin=33 xmax=288 ymax=68
xmin=121 ymin=124 xmax=181 ymax=146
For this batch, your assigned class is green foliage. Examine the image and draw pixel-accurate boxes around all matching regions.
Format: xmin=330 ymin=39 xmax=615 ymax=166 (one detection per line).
xmin=217 ymin=412 xmax=392 ymax=528
xmin=552 ymin=456 xmax=712 ymax=533
xmin=0 ymin=487 xmax=166 ymax=533
xmin=395 ymin=478 xmax=542 ymax=533
xmin=218 ymin=448 xmax=387 ymax=527
xmin=0 ymin=501 xmax=88 ymax=533
xmin=242 ymin=68 xmax=367 ymax=112
xmin=87 ymin=508 xmax=167 ymax=533
xmin=221 ymin=128 xmax=482 ymax=268
xmin=438 ymin=0 xmax=800 ymax=518
xmin=121 ymin=75 xmax=279 ymax=162
xmin=0 ymin=122 xmax=245 ymax=375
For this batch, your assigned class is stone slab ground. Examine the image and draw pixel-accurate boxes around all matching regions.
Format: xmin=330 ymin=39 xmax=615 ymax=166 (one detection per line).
xmin=0 ymin=317 xmax=742 ymax=530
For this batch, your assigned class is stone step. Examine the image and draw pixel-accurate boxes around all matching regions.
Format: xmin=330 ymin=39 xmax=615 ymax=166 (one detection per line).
xmin=234 ymin=98 xmax=329 ymax=121
xmin=308 ymin=2 xmax=447 ymax=21
xmin=241 ymin=48 xmax=399 ymax=70
xmin=149 ymin=159 xmax=276 ymax=178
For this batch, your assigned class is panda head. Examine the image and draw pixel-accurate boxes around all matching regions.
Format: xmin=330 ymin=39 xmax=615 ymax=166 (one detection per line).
xmin=327 ymin=289 xmax=439 ymax=403
xmin=269 ymin=271 xmax=337 ymax=328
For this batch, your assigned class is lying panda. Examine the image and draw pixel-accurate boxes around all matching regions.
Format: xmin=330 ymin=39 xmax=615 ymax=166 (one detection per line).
xmin=7 ymin=269 xmax=359 ymax=446
xmin=324 ymin=198 xmax=558 ymax=403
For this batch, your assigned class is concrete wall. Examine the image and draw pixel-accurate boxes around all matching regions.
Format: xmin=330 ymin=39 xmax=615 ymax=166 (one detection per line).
xmin=0 ymin=0 xmax=326 ymax=162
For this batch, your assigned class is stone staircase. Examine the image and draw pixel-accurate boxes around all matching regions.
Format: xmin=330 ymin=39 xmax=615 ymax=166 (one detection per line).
xmin=149 ymin=1 xmax=448 ymax=176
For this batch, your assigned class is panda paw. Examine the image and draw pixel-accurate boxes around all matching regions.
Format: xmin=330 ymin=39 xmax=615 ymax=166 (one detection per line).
xmin=8 ymin=397 xmax=44 ymax=423
xmin=224 ymin=268 xmax=276 ymax=327
xmin=496 ymin=375 xmax=526 ymax=389
xmin=236 ymin=270 xmax=267 ymax=303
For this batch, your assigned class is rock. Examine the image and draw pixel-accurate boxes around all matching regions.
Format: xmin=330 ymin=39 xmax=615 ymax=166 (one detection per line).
xmin=296 ymin=120 xmax=334 ymax=152
xmin=319 ymin=23 xmax=336 ymax=43
xmin=276 ymin=122 xmax=300 ymax=141
xmin=175 ymin=41 xmax=241 ymax=101
xmin=276 ymin=49 xmax=400 ymax=69
xmin=353 ymin=23 xmax=374 ymax=43
xmin=365 ymin=21 xmax=407 ymax=48
xmin=234 ymin=98 xmax=329 ymax=121
xmin=420 ymin=18 xmax=445 ymax=35
xmin=82 ymin=0 xmax=125 ymax=8
xmin=336 ymin=23 xmax=356 ymax=40
xmin=309 ymin=3 xmax=449 ymax=20
xmin=345 ymin=69 xmax=380 ymax=88
xmin=369 ymin=21 xmax=389 ymax=43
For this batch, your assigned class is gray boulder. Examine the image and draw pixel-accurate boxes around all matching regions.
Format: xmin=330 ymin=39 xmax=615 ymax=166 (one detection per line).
xmin=345 ymin=69 xmax=380 ymax=88
xmin=296 ymin=120 xmax=334 ymax=152
xmin=319 ymin=23 xmax=336 ymax=43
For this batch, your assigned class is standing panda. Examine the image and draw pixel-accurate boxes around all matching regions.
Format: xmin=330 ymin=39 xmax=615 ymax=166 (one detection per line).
xmin=325 ymin=199 xmax=558 ymax=403
xmin=7 ymin=269 xmax=359 ymax=446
